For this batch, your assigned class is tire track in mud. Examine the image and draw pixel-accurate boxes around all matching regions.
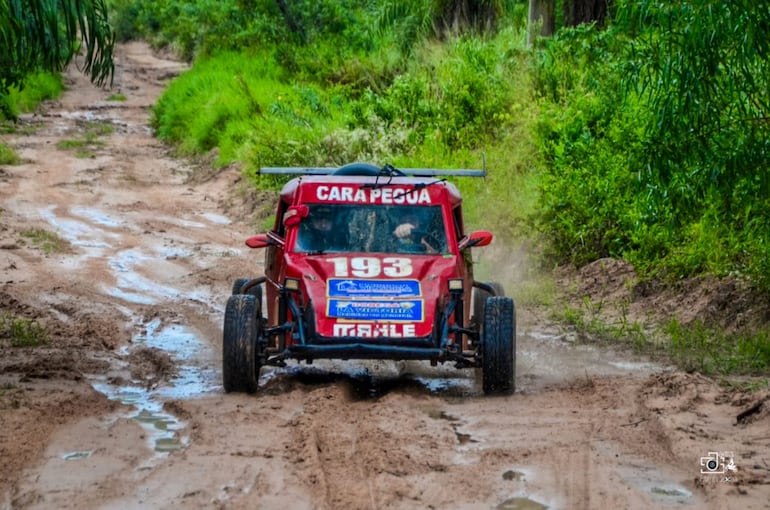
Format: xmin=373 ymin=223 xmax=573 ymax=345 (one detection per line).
xmin=285 ymin=385 xmax=457 ymax=509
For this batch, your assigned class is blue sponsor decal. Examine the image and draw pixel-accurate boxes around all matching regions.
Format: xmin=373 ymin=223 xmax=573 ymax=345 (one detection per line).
xmin=328 ymin=279 xmax=421 ymax=298
xmin=328 ymin=299 xmax=424 ymax=321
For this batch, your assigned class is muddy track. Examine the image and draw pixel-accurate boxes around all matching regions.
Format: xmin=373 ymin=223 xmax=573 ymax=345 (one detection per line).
xmin=0 ymin=42 xmax=768 ymax=509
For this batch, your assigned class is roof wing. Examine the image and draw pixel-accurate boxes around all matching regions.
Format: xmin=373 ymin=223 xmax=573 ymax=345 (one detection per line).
xmin=258 ymin=166 xmax=486 ymax=178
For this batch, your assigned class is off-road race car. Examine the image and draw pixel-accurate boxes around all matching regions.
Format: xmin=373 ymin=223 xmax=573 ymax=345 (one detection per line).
xmin=223 ymin=162 xmax=515 ymax=395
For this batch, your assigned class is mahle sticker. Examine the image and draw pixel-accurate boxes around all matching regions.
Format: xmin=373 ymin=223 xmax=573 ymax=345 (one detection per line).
xmin=332 ymin=323 xmax=417 ymax=338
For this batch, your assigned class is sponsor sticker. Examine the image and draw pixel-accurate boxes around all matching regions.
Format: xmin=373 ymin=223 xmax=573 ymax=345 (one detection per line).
xmin=328 ymin=278 xmax=421 ymax=298
xmin=328 ymin=299 xmax=423 ymax=321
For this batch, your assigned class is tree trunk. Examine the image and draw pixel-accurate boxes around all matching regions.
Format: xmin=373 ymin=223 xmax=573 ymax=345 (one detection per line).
xmin=527 ymin=0 xmax=555 ymax=46
xmin=563 ymin=0 xmax=610 ymax=27
xmin=434 ymin=0 xmax=499 ymax=36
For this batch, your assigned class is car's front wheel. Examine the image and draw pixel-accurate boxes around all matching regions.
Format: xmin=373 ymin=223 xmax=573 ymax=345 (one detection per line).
xmin=223 ymin=294 xmax=261 ymax=393
xmin=232 ymin=278 xmax=263 ymax=300
xmin=472 ymin=281 xmax=505 ymax=326
xmin=481 ymin=296 xmax=516 ymax=395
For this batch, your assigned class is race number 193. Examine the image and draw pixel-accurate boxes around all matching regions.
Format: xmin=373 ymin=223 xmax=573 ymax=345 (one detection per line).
xmin=327 ymin=257 xmax=412 ymax=278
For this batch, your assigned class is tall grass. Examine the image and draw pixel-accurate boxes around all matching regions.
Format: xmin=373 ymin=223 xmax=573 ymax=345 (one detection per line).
xmin=152 ymin=24 xmax=541 ymax=233
xmin=1 ymin=71 xmax=63 ymax=120
xmin=153 ymin=51 xmax=353 ymax=169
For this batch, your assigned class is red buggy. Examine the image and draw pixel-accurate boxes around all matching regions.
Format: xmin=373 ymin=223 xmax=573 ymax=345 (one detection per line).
xmin=224 ymin=163 xmax=515 ymax=395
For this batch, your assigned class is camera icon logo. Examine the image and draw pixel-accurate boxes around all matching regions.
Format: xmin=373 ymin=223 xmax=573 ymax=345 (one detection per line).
xmin=700 ymin=452 xmax=735 ymax=475
xmin=700 ymin=452 xmax=724 ymax=474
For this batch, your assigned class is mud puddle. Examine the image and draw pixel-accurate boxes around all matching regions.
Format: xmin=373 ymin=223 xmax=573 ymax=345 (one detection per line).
xmin=34 ymin=203 xmax=224 ymax=455
xmin=89 ymin=317 xmax=219 ymax=454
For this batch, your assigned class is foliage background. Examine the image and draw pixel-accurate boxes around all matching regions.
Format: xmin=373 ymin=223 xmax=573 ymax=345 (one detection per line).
xmin=108 ymin=0 xmax=769 ymax=293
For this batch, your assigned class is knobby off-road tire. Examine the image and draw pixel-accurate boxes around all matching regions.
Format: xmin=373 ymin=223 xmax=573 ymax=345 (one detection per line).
xmin=473 ymin=281 xmax=505 ymax=326
xmin=481 ymin=296 xmax=516 ymax=395
xmin=232 ymin=278 xmax=250 ymax=295
xmin=223 ymin=294 xmax=261 ymax=393
xmin=232 ymin=278 xmax=263 ymax=300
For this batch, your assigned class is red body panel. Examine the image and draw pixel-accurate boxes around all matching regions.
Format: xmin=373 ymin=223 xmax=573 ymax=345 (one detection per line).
xmin=261 ymin=174 xmax=477 ymax=347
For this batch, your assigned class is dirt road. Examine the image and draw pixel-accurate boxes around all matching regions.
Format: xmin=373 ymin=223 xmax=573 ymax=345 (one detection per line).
xmin=1 ymin=42 xmax=768 ymax=509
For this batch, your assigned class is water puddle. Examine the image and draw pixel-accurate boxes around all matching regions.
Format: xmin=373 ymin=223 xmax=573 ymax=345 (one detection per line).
xmin=71 ymin=206 xmax=124 ymax=228
xmin=40 ymin=206 xmax=116 ymax=248
xmin=105 ymin=248 xmax=210 ymax=305
xmin=62 ymin=450 xmax=92 ymax=461
xmin=91 ymin=382 xmax=188 ymax=453
xmin=133 ymin=318 xmax=220 ymax=399
xmin=154 ymin=215 xmax=207 ymax=229
xmin=89 ymin=317 xmax=219 ymax=455
xmin=200 ymin=212 xmax=231 ymax=225
xmin=496 ymin=497 xmax=548 ymax=510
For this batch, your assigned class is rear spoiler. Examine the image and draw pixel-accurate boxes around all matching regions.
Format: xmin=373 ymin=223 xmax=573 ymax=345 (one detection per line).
xmin=257 ymin=160 xmax=487 ymax=178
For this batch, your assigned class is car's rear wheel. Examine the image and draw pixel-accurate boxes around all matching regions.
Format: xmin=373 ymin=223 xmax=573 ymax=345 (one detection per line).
xmin=223 ymin=294 xmax=261 ymax=393
xmin=472 ymin=281 xmax=505 ymax=326
xmin=481 ymin=296 xmax=516 ymax=395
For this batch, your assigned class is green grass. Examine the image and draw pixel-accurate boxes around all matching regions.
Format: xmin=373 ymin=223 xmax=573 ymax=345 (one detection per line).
xmin=55 ymin=121 xmax=112 ymax=158
xmin=1 ymin=71 xmax=64 ymax=120
xmin=20 ymin=228 xmax=70 ymax=254
xmin=665 ymin=320 xmax=770 ymax=376
xmin=555 ymin=296 xmax=770 ymax=376
xmin=0 ymin=312 xmax=48 ymax=347
xmin=0 ymin=143 xmax=20 ymax=165
xmin=107 ymin=93 xmax=127 ymax=101
xmin=56 ymin=139 xmax=88 ymax=150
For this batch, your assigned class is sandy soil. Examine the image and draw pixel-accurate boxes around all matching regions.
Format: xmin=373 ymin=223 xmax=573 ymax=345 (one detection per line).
xmin=1 ymin=42 xmax=769 ymax=510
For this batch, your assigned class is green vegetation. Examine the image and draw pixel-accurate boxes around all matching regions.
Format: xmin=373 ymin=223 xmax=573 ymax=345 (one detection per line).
xmin=21 ymin=228 xmax=70 ymax=254
xmin=0 ymin=143 xmax=20 ymax=165
xmin=558 ymin=298 xmax=770 ymax=377
xmin=55 ymin=121 xmax=113 ymax=157
xmin=535 ymin=2 xmax=770 ymax=292
xmin=1 ymin=72 xmax=64 ymax=119
xmin=665 ymin=320 xmax=770 ymax=376
xmin=0 ymin=0 xmax=114 ymax=120
xmin=0 ymin=312 xmax=48 ymax=347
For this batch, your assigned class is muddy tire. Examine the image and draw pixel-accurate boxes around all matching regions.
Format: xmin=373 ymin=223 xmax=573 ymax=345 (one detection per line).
xmin=231 ymin=278 xmax=249 ymax=295
xmin=481 ymin=296 xmax=516 ymax=395
xmin=223 ymin=294 xmax=261 ymax=393
xmin=232 ymin=278 xmax=262 ymax=299
xmin=472 ymin=281 xmax=505 ymax=326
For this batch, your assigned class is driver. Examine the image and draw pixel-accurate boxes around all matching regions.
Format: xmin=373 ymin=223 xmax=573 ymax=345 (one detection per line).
xmin=295 ymin=205 xmax=343 ymax=253
xmin=393 ymin=210 xmax=439 ymax=253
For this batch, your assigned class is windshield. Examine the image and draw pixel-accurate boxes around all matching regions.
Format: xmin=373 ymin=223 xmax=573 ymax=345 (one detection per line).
xmin=293 ymin=204 xmax=448 ymax=255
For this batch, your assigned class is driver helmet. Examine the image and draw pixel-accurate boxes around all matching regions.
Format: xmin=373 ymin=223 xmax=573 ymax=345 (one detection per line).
xmin=310 ymin=205 xmax=334 ymax=232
